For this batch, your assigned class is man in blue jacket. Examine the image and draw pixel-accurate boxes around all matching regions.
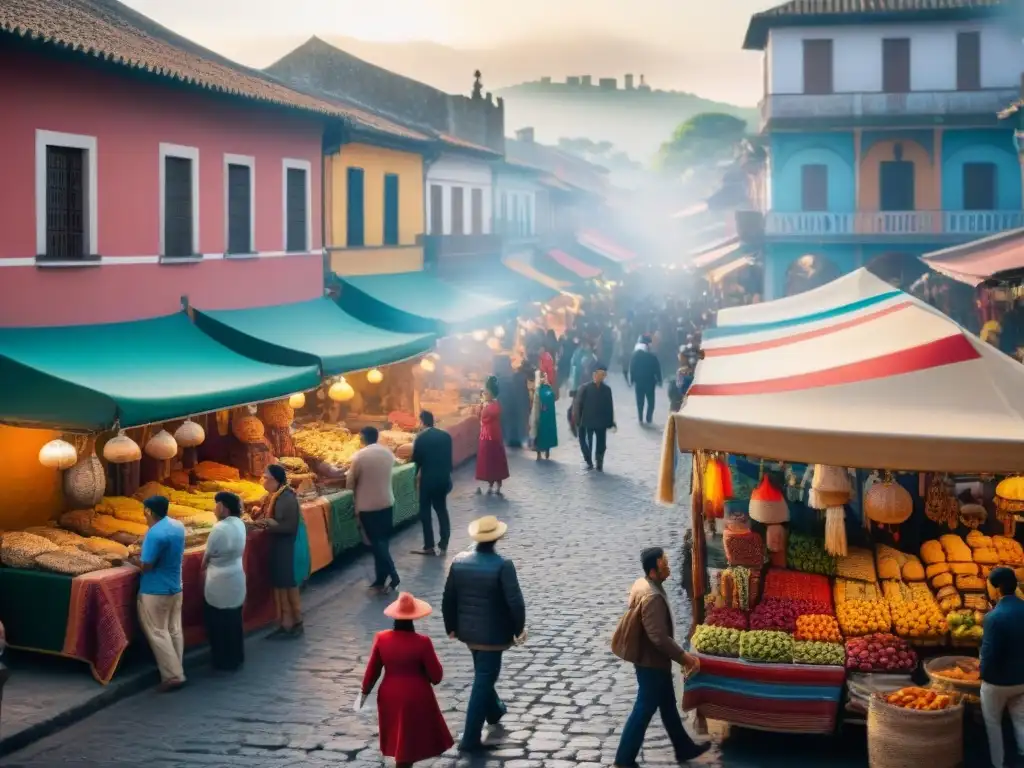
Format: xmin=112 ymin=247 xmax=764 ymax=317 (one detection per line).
xmin=442 ymin=516 xmax=527 ymax=752
xmin=981 ymin=567 xmax=1024 ymax=768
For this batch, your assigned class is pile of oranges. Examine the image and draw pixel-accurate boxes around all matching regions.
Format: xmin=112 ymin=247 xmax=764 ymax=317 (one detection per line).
xmin=885 ymin=687 xmax=955 ymax=711
xmin=794 ymin=614 xmax=842 ymax=644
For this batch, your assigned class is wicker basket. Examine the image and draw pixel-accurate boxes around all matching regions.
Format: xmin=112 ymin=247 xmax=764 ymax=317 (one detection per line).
xmin=867 ymin=692 xmax=963 ymax=768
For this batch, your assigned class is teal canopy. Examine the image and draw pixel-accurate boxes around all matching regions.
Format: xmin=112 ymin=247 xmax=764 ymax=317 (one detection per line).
xmin=338 ymin=271 xmax=518 ymax=335
xmin=194 ymin=298 xmax=436 ymax=376
xmin=443 ymin=259 xmax=560 ymax=304
xmin=0 ymin=313 xmax=320 ymax=431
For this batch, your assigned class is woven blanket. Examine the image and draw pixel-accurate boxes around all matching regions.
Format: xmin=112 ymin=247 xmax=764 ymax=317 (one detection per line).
xmin=64 ymin=565 xmax=139 ymax=684
xmin=324 ymin=490 xmax=360 ymax=556
xmin=301 ymin=497 xmax=334 ymax=575
xmin=392 ymin=463 xmax=418 ymax=526
xmin=682 ymin=653 xmax=845 ymax=735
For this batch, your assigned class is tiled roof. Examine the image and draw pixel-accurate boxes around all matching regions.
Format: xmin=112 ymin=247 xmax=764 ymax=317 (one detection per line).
xmin=0 ymin=0 xmax=424 ymax=141
xmin=744 ymin=0 xmax=1007 ymax=48
xmin=439 ymin=133 xmax=502 ymax=156
xmin=505 ymin=139 xmax=607 ymax=194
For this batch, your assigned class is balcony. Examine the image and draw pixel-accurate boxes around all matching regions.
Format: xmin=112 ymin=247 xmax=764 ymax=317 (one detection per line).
xmin=419 ymin=233 xmax=503 ymax=276
xmin=764 ymin=210 xmax=1024 ymax=240
xmin=760 ymin=88 xmax=1016 ymax=129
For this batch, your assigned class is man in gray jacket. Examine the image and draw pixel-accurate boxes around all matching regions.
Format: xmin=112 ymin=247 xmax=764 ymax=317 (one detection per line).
xmin=442 ymin=515 xmax=526 ymax=752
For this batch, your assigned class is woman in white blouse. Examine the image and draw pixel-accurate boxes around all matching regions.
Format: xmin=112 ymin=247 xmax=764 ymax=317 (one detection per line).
xmin=202 ymin=492 xmax=247 ymax=671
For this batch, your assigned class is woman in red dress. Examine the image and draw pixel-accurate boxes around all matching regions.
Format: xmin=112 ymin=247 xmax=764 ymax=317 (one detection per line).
xmin=361 ymin=592 xmax=453 ymax=767
xmin=475 ymin=375 xmax=510 ymax=495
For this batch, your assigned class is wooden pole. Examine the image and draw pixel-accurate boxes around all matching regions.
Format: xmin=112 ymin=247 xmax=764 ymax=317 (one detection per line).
xmin=689 ymin=450 xmax=707 ymax=638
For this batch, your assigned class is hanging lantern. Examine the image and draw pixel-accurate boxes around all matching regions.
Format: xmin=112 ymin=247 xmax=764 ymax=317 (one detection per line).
xmin=702 ymin=456 xmax=732 ymax=520
xmin=420 ymin=358 xmax=436 ymax=373
xmin=810 ymin=465 xmax=851 ymax=557
xmin=486 ymin=336 xmax=502 ymax=351
xmin=494 ymin=326 xmax=506 ymax=339
xmin=864 ymin=473 xmax=913 ymax=541
xmin=329 ymin=381 xmax=355 ymax=402
xmin=288 ymin=392 xmax=306 ymax=409
xmin=102 ymin=431 xmax=141 ymax=464
xmin=38 ymin=439 xmax=78 ymax=470
xmin=471 ymin=330 xmax=488 ymax=342
xmin=994 ymin=476 xmax=1024 ymax=536
xmin=144 ymin=430 xmax=178 ymax=461
xmin=366 ymin=368 xmax=384 ymax=384
xmin=173 ymin=419 xmax=205 ymax=448
xmin=748 ymin=474 xmax=790 ymax=554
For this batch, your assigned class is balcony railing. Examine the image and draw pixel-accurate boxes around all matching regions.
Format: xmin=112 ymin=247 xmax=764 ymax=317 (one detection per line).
xmin=764 ymin=210 xmax=1024 ymax=238
xmin=760 ymin=88 xmax=1016 ymax=127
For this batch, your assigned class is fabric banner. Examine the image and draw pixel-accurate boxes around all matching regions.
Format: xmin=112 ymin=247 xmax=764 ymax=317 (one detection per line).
xmin=301 ymin=497 xmax=334 ymax=575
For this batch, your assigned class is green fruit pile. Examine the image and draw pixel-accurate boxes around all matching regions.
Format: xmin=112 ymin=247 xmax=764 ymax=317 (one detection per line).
xmin=792 ymin=640 xmax=845 ymax=666
xmin=693 ymin=624 xmax=741 ymax=658
xmin=739 ymin=630 xmax=793 ymax=663
xmin=787 ymin=533 xmax=837 ymax=576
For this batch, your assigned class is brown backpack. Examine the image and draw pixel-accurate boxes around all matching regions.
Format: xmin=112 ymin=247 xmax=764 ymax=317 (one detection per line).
xmin=610 ymin=591 xmax=646 ymax=663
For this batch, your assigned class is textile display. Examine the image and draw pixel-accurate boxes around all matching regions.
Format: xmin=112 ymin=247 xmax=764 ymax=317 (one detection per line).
xmin=682 ymin=653 xmax=845 ymax=734
xmin=301 ymin=497 xmax=334 ymax=575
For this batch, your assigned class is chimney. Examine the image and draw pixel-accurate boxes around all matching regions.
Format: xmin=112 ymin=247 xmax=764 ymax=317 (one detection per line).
xmin=515 ymin=127 xmax=535 ymax=143
xmin=581 ymin=75 xmax=592 ymax=87
xmin=625 ymin=74 xmax=634 ymax=90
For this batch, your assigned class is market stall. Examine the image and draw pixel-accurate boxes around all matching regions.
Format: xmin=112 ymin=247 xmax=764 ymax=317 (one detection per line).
xmin=658 ymin=268 xmax=1024 ymax=746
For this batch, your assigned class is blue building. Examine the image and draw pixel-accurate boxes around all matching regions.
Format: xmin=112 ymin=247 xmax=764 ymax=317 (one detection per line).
xmin=742 ymin=0 xmax=1023 ymax=299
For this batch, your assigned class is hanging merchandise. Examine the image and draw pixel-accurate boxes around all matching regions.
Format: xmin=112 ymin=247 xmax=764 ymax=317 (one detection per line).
xmin=925 ymin=473 xmax=959 ymax=530
xmin=259 ymin=400 xmax=296 ymax=458
xmin=103 ymin=430 xmax=142 ymax=497
xmin=144 ymin=429 xmax=179 ymax=482
xmin=288 ymin=392 xmax=306 ymax=409
xmin=64 ymin=437 xmax=106 ymax=508
xmin=811 ymin=465 xmax=851 ymax=557
xmin=703 ymin=454 xmax=732 ymax=519
xmin=38 ymin=438 xmax=78 ymax=470
xmin=749 ymin=474 xmax=790 ymax=554
xmin=173 ymin=419 xmax=205 ymax=469
xmin=959 ymin=503 xmax=987 ymax=530
xmin=994 ymin=476 xmax=1024 ymax=537
xmin=864 ymin=471 xmax=913 ymax=542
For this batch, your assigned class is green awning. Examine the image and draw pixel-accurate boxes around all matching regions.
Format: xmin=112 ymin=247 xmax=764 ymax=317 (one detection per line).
xmin=443 ymin=258 xmax=561 ymax=304
xmin=194 ymin=298 xmax=436 ymax=376
xmin=338 ymin=271 xmax=517 ymax=335
xmin=0 ymin=313 xmax=320 ymax=431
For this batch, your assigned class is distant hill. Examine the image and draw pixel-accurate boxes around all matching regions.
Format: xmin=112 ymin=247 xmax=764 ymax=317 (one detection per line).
xmin=499 ymin=79 xmax=758 ymax=162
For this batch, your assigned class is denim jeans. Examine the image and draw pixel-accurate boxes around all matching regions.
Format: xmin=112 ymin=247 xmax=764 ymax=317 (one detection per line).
xmin=614 ymin=665 xmax=697 ymax=766
xmin=461 ymin=649 xmax=506 ymax=748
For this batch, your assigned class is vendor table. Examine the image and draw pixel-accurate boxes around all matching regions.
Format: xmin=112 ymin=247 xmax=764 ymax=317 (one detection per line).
xmin=444 ymin=415 xmax=480 ymax=467
xmin=682 ymin=654 xmax=845 ymax=735
xmin=321 ymin=463 xmax=419 ymax=559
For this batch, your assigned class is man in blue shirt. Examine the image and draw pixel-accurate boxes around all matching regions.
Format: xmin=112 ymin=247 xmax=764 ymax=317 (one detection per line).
xmin=138 ymin=495 xmax=187 ymax=691
xmin=981 ymin=567 xmax=1024 ymax=767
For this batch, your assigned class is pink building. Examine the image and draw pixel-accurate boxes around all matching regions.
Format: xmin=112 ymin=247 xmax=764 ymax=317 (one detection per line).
xmin=0 ymin=0 xmax=413 ymax=327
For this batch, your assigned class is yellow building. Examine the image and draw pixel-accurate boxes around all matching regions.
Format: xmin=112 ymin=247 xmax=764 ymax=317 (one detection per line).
xmin=325 ymin=132 xmax=432 ymax=276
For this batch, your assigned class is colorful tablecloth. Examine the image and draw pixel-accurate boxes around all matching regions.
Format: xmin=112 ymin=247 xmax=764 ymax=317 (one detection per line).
xmin=301 ymin=497 xmax=334 ymax=575
xmin=682 ymin=654 xmax=845 ymax=735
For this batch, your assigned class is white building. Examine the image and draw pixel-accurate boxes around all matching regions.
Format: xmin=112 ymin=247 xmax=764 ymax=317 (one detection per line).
xmin=425 ymin=153 xmax=494 ymax=236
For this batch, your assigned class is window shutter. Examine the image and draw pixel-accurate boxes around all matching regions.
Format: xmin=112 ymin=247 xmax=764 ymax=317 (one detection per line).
xmin=383 ymin=173 xmax=400 ymax=245
xmin=800 ymin=164 xmax=828 ymax=212
xmin=957 ymin=32 xmax=981 ymax=91
xmin=346 ymin=167 xmax=365 ymax=247
xmin=471 ymin=188 xmax=484 ymax=235
xmin=227 ymin=163 xmax=251 ymax=254
xmin=430 ymin=185 xmax=444 ymax=235
xmin=45 ymin=146 xmax=86 ymax=259
xmin=164 ymin=156 xmax=193 ymax=258
xmin=802 ymin=40 xmax=833 ymax=95
xmin=451 ymin=187 xmax=465 ymax=235
xmin=286 ymin=167 xmax=307 ymax=252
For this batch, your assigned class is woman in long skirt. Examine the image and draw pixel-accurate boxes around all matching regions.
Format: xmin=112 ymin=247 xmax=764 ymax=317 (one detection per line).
xmin=476 ymin=375 xmax=510 ymax=495
xmin=202 ymin=491 xmax=247 ymax=670
xmin=530 ymin=371 xmax=558 ymax=460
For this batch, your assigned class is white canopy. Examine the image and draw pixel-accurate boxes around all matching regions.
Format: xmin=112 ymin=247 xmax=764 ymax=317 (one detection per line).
xmin=667 ymin=268 xmax=1024 ymax=475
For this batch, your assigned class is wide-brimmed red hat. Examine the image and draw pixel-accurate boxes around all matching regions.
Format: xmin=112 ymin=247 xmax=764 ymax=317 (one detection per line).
xmin=384 ymin=591 xmax=432 ymax=621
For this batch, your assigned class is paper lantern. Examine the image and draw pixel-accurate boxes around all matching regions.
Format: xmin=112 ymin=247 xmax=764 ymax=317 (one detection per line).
xmin=486 ymin=337 xmax=502 ymax=351
xmin=102 ymin=431 xmax=141 ymax=464
xmin=39 ymin=439 xmax=78 ymax=470
xmin=809 ymin=465 xmax=851 ymax=510
xmin=329 ymin=381 xmax=355 ymax=402
xmin=864 ymin=476 xmax=912 ymax=525
xmin=173 ymin=419 xmax=205 ymax=448
xmin=749 ymin=475 xmax=789 ymax=554
xmin=366 ymin=368 xmax=384 ymax=384
xmin=420 ymin=358 xmax=436 ymax=373
xmin=288 ymin=392 xmax=306 ymax=409
xmin=472 ymin=330 xmax=488 ymax=342
xmin=493 ymin=326 xmax=506 ymax=339
xmin=144 ymin=430 xmax=179 ymax=461
xmin=232 ymin=415 xmax=265 ymax=444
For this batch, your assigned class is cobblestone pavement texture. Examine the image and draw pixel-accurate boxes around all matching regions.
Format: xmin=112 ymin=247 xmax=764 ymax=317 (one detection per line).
xmin=7 ymin=382 xmax=874 ymax=767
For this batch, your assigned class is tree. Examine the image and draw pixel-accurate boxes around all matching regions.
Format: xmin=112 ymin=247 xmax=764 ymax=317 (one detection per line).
xmin=656 ymin=113 xmax=748 ymax=174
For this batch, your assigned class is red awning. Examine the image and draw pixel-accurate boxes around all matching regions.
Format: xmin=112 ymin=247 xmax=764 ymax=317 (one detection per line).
xmin=549 ymin=249 xmax=602 ymax=279
xmin=921 ymin=228 xmax=1024 ymax=286
xmin=687 ymin=237 xmax=741 ymax=270
xmin=577 ymin=230 xmax=637 ymax=264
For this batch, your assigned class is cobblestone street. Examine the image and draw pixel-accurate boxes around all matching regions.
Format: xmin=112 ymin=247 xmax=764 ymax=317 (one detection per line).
xmin=5 ymin=382 xmax=869 ymax=768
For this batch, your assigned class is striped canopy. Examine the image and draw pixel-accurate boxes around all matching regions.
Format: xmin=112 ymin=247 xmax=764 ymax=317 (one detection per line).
xmin=669 ymin=269 xmax=1024 ymax=473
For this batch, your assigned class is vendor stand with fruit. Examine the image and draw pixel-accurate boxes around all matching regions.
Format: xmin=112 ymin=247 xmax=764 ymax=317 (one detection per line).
xmin=657 ymin=269 xmax=1024 ymax=763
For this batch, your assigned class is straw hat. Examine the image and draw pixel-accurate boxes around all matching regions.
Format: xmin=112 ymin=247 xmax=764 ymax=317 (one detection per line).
xmin=384 ymin=592 xmax=432 ymax=621
xmin=468 ymin=515 xmax=508 ymax=542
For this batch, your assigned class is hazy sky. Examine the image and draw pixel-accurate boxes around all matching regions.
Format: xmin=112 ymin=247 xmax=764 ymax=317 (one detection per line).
xmin=123 ymin=0 xmax=778 ymax=102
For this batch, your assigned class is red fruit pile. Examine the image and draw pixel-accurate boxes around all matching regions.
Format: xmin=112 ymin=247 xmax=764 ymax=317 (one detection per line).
xmin=750 ymin=598 xmax=832 ymax=633
xmin=762 ymin=568 xmax=833 ymax=607
xmin=705 ymin=607 xmax=748 ymax=630
xmin=844 ymin=633 xmax=917 ymax=673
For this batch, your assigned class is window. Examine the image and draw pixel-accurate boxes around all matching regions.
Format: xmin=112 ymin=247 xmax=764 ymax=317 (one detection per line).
xmin=882 ymin=38 xmax=911 ymax=94
xmin=430 ymin=184 xmax=444 ymax=234
xmin=471 ymin=188 xmax=484 ymax=235
xmin=283 ymin=159 xmax=311 ymax=253
xmin=160 ymin=144 xmax=199 ymax=258
xmin=957 ymin=31 xmax=981 ymax=91
xmin=35 ymin=130 xmax=97 ymax=261
xmin=451 ymin=186 xmax=465 ymax=235
xmin=346 ymin=167 xmax=365 ymax=247
xmin=383 ymin=173 xmax=400 ymax=246
xmin=800 ymin=164 xmax=828 ymax=211
xmin=963 ymin=162 xmax=996 ymax=210
xmin=224 ymin=155 xmax=254 ymax=255
xmin=500 ymin=192 xmax=508 ymax=234
xmin=880 ymin=160 xmax=915 ymax=211
xmin=802 ymin=39 xmax=833 ymax=95
xmin=525 ymin=197 xmax=533 ymax=235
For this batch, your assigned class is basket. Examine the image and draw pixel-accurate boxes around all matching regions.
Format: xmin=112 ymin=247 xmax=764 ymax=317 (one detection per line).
xmin=867 ymin=692 xmax=963 ymax=768
xmin=924 ymin=656 xmax=981 ymax=695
